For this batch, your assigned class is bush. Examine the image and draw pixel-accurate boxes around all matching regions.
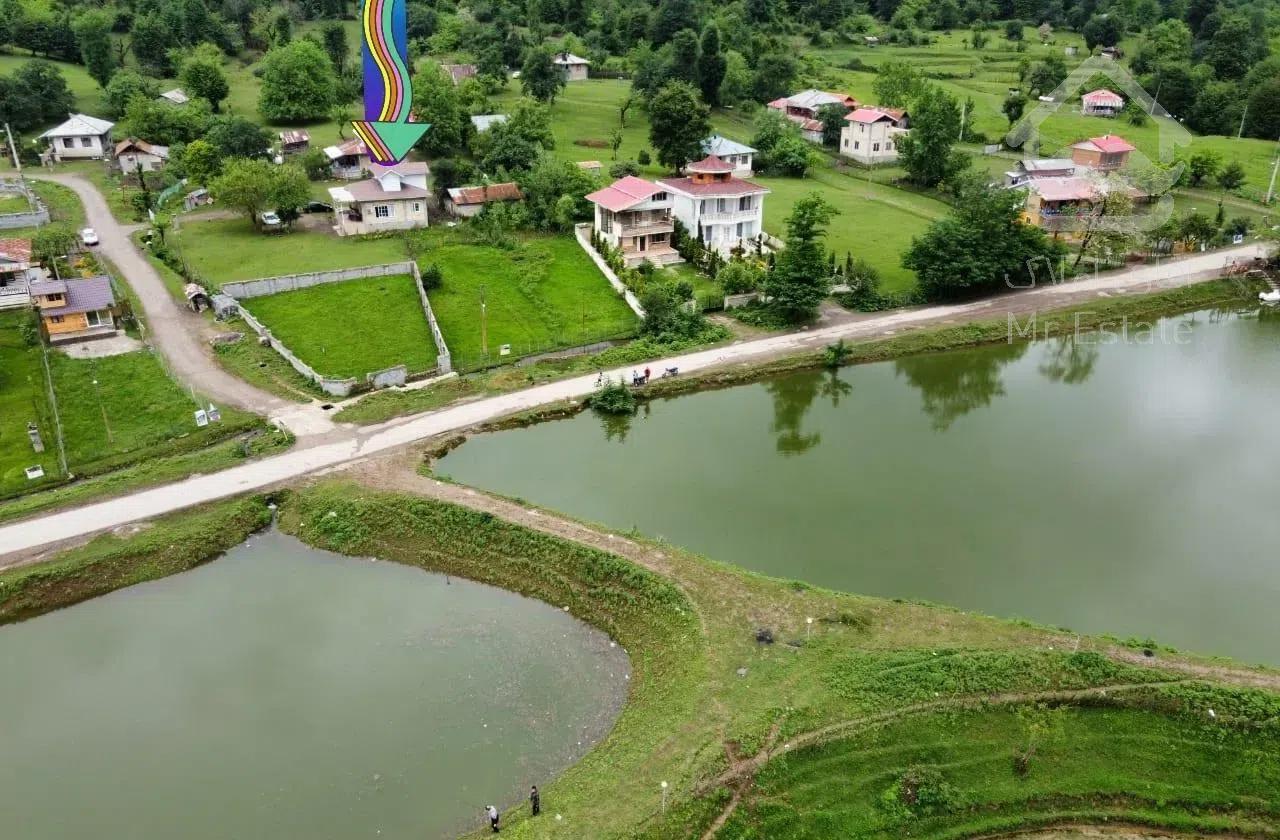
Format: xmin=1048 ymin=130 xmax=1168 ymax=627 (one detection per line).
xmin=420 ymin=263 xmax=443 ymax=291
xmin=609 ymin=160 xmax=640 ymax=178
xmin=587 ymin=379 xmax=636 ymax=415
xmin=637 ymin=149 xmax=651 ymax=166
xmin=716 ymin=260 xmax=763 ymax=294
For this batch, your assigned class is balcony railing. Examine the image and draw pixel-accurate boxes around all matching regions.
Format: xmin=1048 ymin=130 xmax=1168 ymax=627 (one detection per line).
xmin=700 ymin=208 xmax=759 ymax=223
xmin=619 ymin=217 xmax=674 ymax=236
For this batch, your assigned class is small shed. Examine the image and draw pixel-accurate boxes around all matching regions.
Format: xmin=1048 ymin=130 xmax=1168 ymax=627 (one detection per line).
xmin=159 ymin=88 xmax=189 ymax=105
xmin=184 ymin=188 xmax=212 ymax=211
xmin=470 ymin=114 xmax=509 ymax=133
xmin=279 ymin=130 xmax=311 ymax=154
xmin=211 ymin=294 xmax=239 ymax=320
xmin=863 ymin=35 xmax=879 ymax=46
xmin=552 ymin=52 xmax=590 ymax=82
xmin=445 ymin=182 xmax=525 ymax=218
xmin=576 ymin=160 xmax=603 ymax=175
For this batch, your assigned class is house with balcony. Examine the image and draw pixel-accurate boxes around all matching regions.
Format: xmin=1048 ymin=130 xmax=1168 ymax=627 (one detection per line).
xmin=323 ymin=138 xmax=374 ymax=179
xmin=839 ymin=107 xmax=909 ymax=165
xmin=1081 ymin=89 xmax=1124 ymax=116
xmin=658 ymin=155 xmax=769 ymax=257
xmin=31 ymin=276 xmax=118 ymax=343
xmin=699 ymin=135 xmax=756 ymax=176
xmin=0 ymin=238 xmax=39 ymax=310
xmin=328 ymin=162 xmax=430 ymax=237
xmin=39 ymin=114 xmax=114 ymax=162
xmin=767 ymin=90 xmax=858 ymax=143
xmin=1070 ymin=134 xmax=1135 ymax=171
xmin=585 ymin=176 xmax=682 ymax=267
xmin=1021 ymin=176 xmax=1103 ymax=235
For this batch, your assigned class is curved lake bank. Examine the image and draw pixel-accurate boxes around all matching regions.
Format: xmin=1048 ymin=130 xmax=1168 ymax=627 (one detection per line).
xmin=0 ymin=529 xmax=630 ymax=839
xmin=440 ymin=306 xmax=1280 ymax=665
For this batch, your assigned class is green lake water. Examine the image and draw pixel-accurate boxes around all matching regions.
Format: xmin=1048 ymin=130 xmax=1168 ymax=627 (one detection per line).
xmin=0 ymin=530 xmax=629 ymax=839
xmin=440 ymin=306 xmax=1280 ymax=664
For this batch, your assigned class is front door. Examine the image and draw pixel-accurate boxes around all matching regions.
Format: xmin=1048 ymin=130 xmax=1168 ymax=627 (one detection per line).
xmin=636 ymin=236 xmax=646 ymax=252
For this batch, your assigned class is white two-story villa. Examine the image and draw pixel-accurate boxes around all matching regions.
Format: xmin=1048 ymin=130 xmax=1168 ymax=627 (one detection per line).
xmin=585 ymin=176 xmax=682 ymax=268
xmin=658 ymin=155 xmax=769 ymax=257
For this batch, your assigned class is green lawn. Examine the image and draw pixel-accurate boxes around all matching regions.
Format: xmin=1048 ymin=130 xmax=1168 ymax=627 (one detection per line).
xmin=0 ymin=311 xmax=61 ymax=495
xmin=177 ymin=219 xmax=408 ymax=286
xmin=47 ymin=348 xmax=259 ymax=477
xmin=722 ymin=704 xmax=1280 ymax=838
xmin=0 ymin=194 xmax=30 ymax=214
xmin=245 ymin=275 xmax=439 ymax=379
xmin=422 ymin=233 xmax=639 ymax=369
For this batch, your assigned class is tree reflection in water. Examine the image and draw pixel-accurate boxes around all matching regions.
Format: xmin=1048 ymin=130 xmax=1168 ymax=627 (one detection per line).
xmin=765 ymin=370 xmax=852 ymax=455
xmin=1037 ymin=335 xmax=1099 ymax=385
xmin=895 ymin=342 xmax=1029 ymax=431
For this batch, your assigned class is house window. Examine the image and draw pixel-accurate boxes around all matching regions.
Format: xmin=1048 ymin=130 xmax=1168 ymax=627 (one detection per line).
xmin=374 ymin=205 xmax=391 ymax=218
xmin=700 ymin=200 xmax=708 ymax=213
xmin=81 ymin=137 xmax=93 ymax=148
xmin=854 ymin=141 xmax=860 ymax=150
xmin=62 ymin=138 xmax=74 ymax=149
xmin=873 ymin=143 xmax=881 ymax=152
xmin=652 ymin=192 xmax=667 ymax=202
xmin=412 ymin=202 xmax=421 ymax=212
xmin=85 ymin=309 xmax=108 ymax=327
xmin=45 ymin=293 xmax=64 ymax=303
xmin=716 ymin=198 xmax=726 ymax=213
xmin=600 ymin=210 xmax=612 ymax=233
xmin=50 ymin=315 xmax=64 ymax=324
xmin=735 ymin=222 xmax=743 ymax=238
xmin=887 ymin=142 xmax=894 ymax=150
xmin=738 ymin=196 xmax=751 ymax=211
xmin=842 ymin=138 xmax=848 ymax=148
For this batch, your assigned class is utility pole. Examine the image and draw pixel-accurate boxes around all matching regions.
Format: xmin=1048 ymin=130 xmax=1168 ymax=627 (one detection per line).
xmin=958 ymin=99 xmax=967 ymax=142
xmin=1148 ymin=73 xmax=1162 ymax=116
xmin=3 ymin=122 xmax=20 ymax=172
xmin=1266 ymin=142 xmax=1280 ymax=206
xmin=1237 ymin=103 xmax=1248 ymax=139
xmin=479 ymin=285 xmax=488 ymax=364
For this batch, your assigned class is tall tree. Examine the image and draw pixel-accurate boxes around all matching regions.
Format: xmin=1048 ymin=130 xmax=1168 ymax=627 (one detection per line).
xmin=763 ymin=194 xmax=837 ymax=323
xmin=72 ymin=10 xmax=116 ymax=88
xmin=103 ymin=70 xmax=159 ymax=119
xmin=816 ymin=103 xmax=846 ymax=148
xmin=131 ymin=13 xmax=176 ymax=75
xmin=896 ymin=86 xmax=969 ymax=187
xmin=1244 ymin=78 xmax=1280 ymax=140
xmin=696 ymin=25 xmax=726 ymax=106
xmin=668 ymin=29 xmax=700 ymax=85
xmin=521 ymin=45 xmax=566 ymax=103
xmin=647 ymin=81 xmax=711 ymax=172
xmin=318 ymin=20 xmax=349 ymax=74
xmin=179 ymin=44 xmax=230 ymax=112
xmin=206 ymin=115 xmax=272 ymax=159
xmin=258 ymin=40 xmax=336 ymax=122
xmin=649 ymin=0 xmax=696 ymax=45
xmin=0 ymin=61 xmax=74 ymax=133
xmin=410 ymin=63 xmax=465 ymax=156
xmin=872 ymin=61 xmax=925 ymax=108
xmin=180 ymin=138 xmax=222 ymax=187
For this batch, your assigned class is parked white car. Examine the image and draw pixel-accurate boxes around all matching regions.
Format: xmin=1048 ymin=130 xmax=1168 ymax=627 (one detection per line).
xmin=79 ymin=227 xmax=99 ymax=246
xmin=259 ymin=211 xmax=283 ymax=232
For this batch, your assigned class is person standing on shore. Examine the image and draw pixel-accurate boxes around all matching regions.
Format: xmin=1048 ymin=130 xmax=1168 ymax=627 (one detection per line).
xmin=486 ymin=804 xmax=500 ymax=833
xmin=530 ymin=785 xmax=540 ymax=816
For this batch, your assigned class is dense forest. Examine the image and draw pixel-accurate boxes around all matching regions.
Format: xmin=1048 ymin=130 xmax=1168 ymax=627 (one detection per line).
xmin=1 ymin=0 xmax=1278 ymax=140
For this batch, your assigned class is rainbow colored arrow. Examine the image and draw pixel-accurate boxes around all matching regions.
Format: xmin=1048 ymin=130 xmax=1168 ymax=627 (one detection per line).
xmin=353 ymin=0 xmax=428 ymax=164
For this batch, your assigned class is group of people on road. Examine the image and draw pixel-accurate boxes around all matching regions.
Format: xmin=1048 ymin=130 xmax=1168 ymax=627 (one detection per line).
xmin=484 ymin=786 xmax=540 ymax=833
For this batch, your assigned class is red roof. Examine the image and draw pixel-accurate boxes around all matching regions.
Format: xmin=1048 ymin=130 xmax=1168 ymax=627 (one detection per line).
xmin=685 ymin=154 xmax=735 ymax=174
xmin=585 ymin=176 xmax=665 ymax=212
xmin=656 ymin=176 xmax=769 ymax=197
xmin=846 ymin=107 xmax=902 ymax=124
xmin=1074 ymin=134 xmax=1135 ymax=154
xmin=1082 ymin=89 xmax=1124 ymax=105
xmin=448 ymin=182 xmax=524 ymax=205
xmin=0 ymin=238 xmax=33 ymax=263
xmin=1030 ymin=176 xmax=1100 ymax=203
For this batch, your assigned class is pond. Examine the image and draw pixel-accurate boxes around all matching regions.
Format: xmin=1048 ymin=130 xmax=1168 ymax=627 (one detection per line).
xmin=440 ymin=306 xmax=1280 ymax=664
xmin=0 ymin=530 xmax=629 ymax=839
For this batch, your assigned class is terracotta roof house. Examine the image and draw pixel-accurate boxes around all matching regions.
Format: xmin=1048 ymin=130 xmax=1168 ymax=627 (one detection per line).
xmin=445 ymin=182 xmax=525 ymax=218
xmin=39 ymin=114 xmax=114 ymax=162
xmin=767 ymin=90 xmax=858 ymax=143
xmin=443 ymin=64 xmax=477 ymax=85
xmin=553 ymin=52 xmax=590 ymax=81
xmin=699 ymin=135 xmax=757 ymax=176
xmin=586 ymin=176 xmax=681 ymax=267
xmin=279 ymin=130 xmax=311 ymax=154
xmin=323 ymin=138 xmax=374 ymax=179
xmin=31 ymin=275 xmax=118 ymax=343
xmin=839 ymin=107 xmax=910 ymax=165
xmin=1081 ymin=89 xmax=1124 ymax=116
xmin=158 ymin=88 xmax=189 ymax=105
xmin=114 ymin=138 xmax=169 ymax=173
xmin=470 ymin=114 xmax=509 ymax=133
xmin=0 ymin=238 xmax=38 ymax=310
xmin=1070 ymin=134 xmax=1136 ymax=171
xmin=327 ymin=162 xmax=431 ymax=236
xmin=658 ymin=155 xmax=770 ymax=258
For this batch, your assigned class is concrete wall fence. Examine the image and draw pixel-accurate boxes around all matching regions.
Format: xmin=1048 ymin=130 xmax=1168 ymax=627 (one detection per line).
xmin=574 ymin=223 xmax=646 ymax=319
xmin=227 ymin=261 xmax=453 ymax=397
xmin=0 ymin=180 xmax=49 ymax=230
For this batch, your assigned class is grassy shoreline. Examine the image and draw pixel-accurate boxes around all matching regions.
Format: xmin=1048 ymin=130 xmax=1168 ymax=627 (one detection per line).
xmin=6 ymin=484 xmax=1277 ymax=839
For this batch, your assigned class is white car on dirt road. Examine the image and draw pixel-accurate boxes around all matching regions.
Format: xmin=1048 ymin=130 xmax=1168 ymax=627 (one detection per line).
xmin=79 ymin=227 xmax=99 ymax=246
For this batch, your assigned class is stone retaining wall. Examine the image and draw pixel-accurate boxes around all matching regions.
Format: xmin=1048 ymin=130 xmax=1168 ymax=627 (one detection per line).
xmin=235 ymin=306 xmax=358 ymax=397
xmin=0 ymin=180 xmax=49 ymax=229
xmin=221 ymin=262 xmax=413 ymax=300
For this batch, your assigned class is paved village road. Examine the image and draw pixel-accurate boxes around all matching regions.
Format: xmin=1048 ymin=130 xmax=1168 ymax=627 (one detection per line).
xmin=31 ymin=173 xmax=298 ymax=419
xmin=0 ymin=240 xmax=1268 ymax=561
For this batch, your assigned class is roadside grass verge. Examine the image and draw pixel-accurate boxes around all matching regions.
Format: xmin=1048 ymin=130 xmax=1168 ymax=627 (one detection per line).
xmin=177 ymin=218 xmax=407 ymax=286
xmin=0 ymin=311 xmax=60 ymax=495
xmin=245 ymin=274 xmax=438 ymax=379
xmin=0 ymin=495 xmax=271 ymax=623
xmin=58 ymin=161 xmax=141 ymax=224
xmin=421 ymin=233 xmax=639 ymax=369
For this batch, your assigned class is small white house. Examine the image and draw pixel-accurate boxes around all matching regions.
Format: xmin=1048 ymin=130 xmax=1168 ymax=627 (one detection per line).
xmin=553 ymin=52 xmax=590 ymax=81
xmin=700 ymin=135 xmax=757 ymax=177
xmin=659 ymin=155 xmax=769 ymax=258
xmin=839 ymin=107 xmax=909 ymax=165
xmin=328 ymin=162 xmax=431 ymax=236
xmin=323 ymin=138 xmax=374 ymax=180
xmin=1081 ymin=89 xmax=1124 ymax=117
xmin=40 ymin=114 xmax=114 ymax=162
xmin=114 ymin=138 xmax=169 ymax=173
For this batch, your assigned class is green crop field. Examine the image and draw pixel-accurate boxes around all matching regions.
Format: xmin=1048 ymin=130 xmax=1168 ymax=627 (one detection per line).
xmin=0 ymin=311 xmax=60 ymax=495
xmin=245 ymin=274 xmax=439 ymax=379
xmin=177 ymin=219 xmax=408 ymax=286
xmin=421 ymin=232 xmax=639 ymax=368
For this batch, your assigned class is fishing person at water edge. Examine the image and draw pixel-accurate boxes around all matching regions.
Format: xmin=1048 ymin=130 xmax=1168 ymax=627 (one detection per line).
xmin=530 ymin=785 xmax=541 ymax=816
xmin=486 ymin=804 xmax=500 ymax=832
